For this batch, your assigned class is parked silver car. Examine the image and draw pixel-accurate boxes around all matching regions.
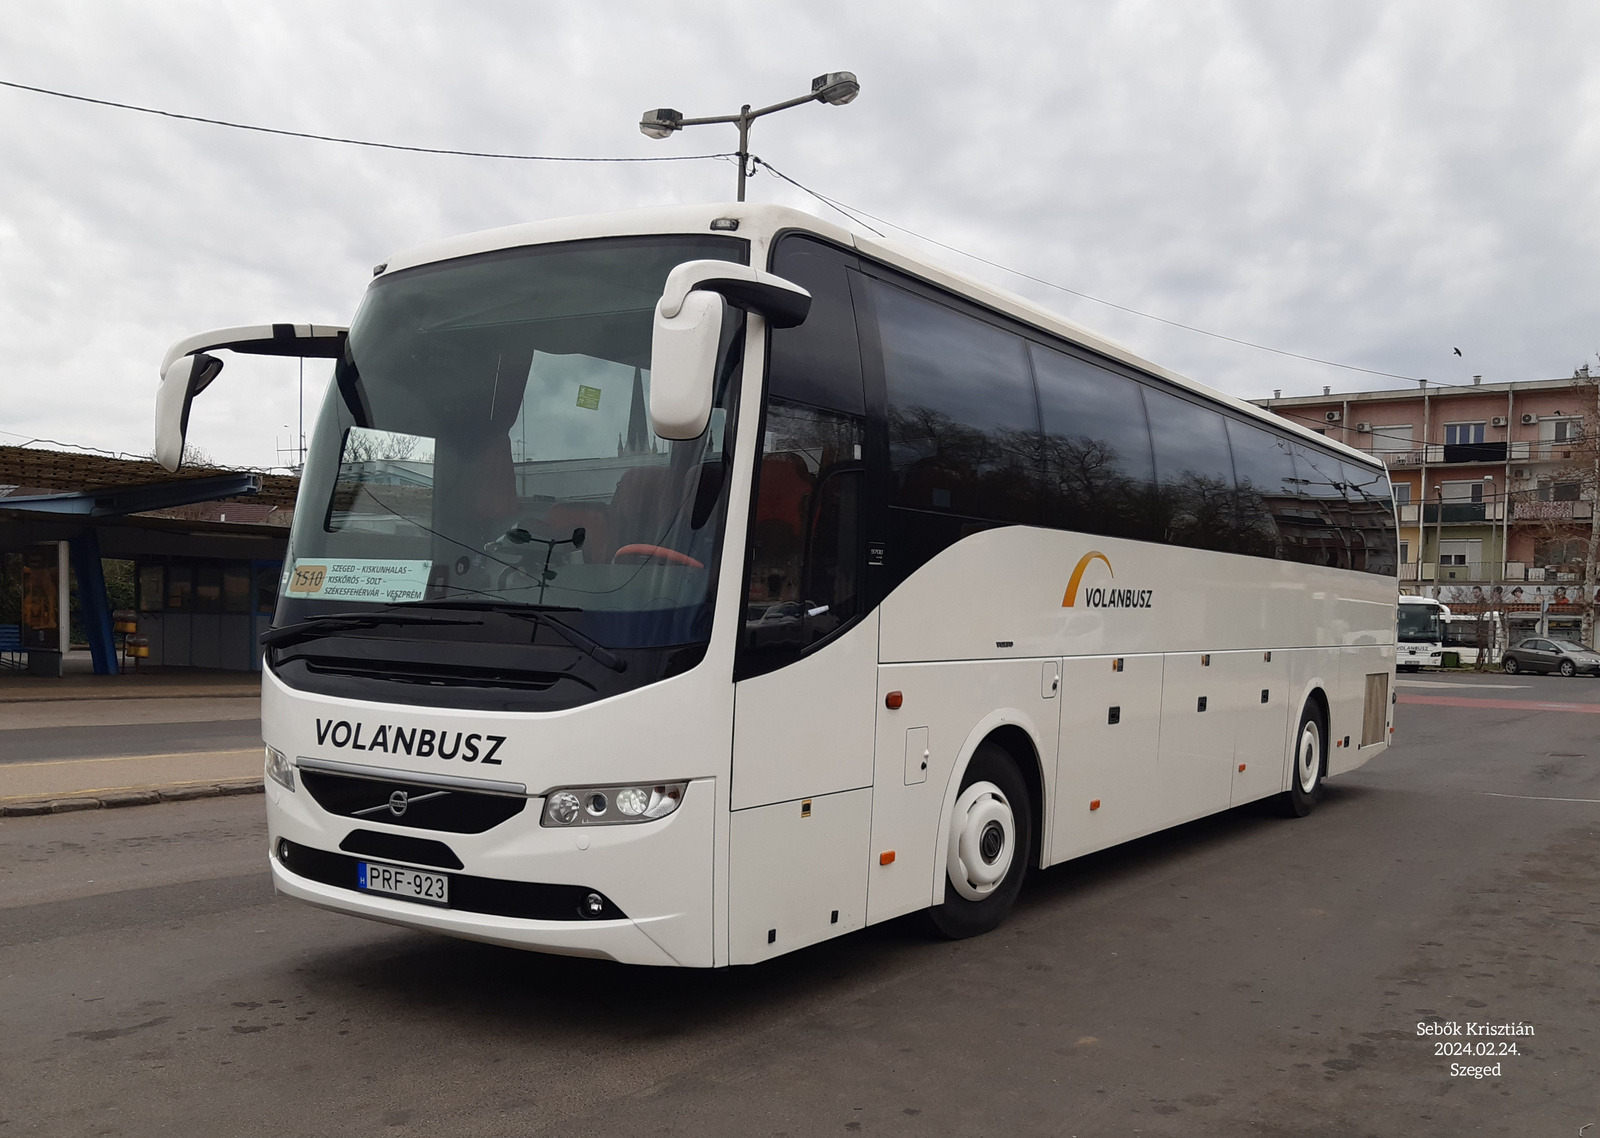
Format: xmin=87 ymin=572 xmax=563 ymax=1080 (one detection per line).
xmin=1502 ymin=637 xmax=1600 ymax=677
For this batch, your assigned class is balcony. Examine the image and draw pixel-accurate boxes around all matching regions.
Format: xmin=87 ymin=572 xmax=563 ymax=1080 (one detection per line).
xmin=1382 ymin=442 xmax=1506 ymax=467
xmin=1379 ymin=440 xmax=1590 ymax=467
xmin=1512 ymin=499 xmax=1594 ymax=522
xmin=1422 ymin=502 xmax=1488 ymax=524
xmin=1399 ymin=562 xmax=1535 ymax=583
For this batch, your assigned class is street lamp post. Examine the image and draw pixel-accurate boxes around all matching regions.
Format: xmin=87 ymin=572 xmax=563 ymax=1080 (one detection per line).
xmin=640 ymin=72 xmax=860 ymax=202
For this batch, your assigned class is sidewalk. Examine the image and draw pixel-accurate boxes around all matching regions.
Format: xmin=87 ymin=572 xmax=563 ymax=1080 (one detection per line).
xmin=0 ymin=670 xmax=264 ymax=816
xmin=0 ymin=666 xmax=261 ymax=703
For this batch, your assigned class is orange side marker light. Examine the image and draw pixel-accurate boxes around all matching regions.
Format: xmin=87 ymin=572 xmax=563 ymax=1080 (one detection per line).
xmin=1089 ymin=799 xmax=1101 ymax=811
xmin=885 ymin=691 xmax=903 ymax=709
xmin=879 ymin=851 xmax=896 ymax=865
xmin=1238 ymin=763 xmax=1246 ymax=772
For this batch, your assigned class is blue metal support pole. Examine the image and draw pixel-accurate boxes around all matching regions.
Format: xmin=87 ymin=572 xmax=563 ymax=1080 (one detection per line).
xmin=69 ymin=529 xmax=116 ymax=675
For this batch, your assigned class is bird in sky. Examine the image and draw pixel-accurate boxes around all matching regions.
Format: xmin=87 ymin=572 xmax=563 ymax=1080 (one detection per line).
xmin=1453 ymin=347 xmax=1462 ymax=356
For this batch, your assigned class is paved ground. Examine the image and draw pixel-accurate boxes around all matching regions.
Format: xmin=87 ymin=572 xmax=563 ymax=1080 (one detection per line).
xmin=0 ymin=692 xmax=261 ymax=804
xmin=1 ymin=671 xmax=1597 ymax=1136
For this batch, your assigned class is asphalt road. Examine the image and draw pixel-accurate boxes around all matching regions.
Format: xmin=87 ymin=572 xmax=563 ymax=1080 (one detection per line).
xmin=1 ymin=672 xmax=1597 ymax=1136
xmin=0 ymin=697 xmax=262 ymax=765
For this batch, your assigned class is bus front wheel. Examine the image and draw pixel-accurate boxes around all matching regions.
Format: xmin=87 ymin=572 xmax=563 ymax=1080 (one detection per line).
xmin=927 ymin=742 xmax=1033 ymax=940
xmin=1281 ymin=703 xmax=1325 ymax=818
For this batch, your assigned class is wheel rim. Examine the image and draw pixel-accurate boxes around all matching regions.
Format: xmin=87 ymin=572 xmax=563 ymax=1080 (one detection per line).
xmin=1562 ymin=661 xmax=1575 ymax=676
xmin=1504 ymin=658 xmax=1518 ymax=673
xmin=1296 ymin=721 xmax=1321 ymax=795
xmin=946 ymin=780 xmax=1015 ymax=902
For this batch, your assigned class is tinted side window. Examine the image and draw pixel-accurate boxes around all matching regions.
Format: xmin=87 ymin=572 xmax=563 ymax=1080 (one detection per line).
xmin=739 ymin=400 xmax=864 ymax=678
xmin=766 ymin=238 xmax=864 ymax=414
xmin=871 ymin=279 xmax=1041 ymax=524
xmin=1144 ymin=387 xmax=1237 ymax=552
xmin=1341 ymin=459 xmax=1398 ymax=576
xmin=1030 ymin=343 xmax=1156 ymax=541
xmin=1225 ymin=418 xmax=1298 ymax=560
xmin=1287 ymin=442 xmax=1350 ymax=569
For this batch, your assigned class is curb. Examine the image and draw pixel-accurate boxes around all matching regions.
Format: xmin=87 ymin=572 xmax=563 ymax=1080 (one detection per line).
xmin=0 ymin=779 xmax=264 ymax=817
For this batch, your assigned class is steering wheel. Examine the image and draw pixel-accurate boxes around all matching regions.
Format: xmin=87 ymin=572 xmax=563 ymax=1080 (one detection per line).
xmin=612 ymin=544 xmax=705 ymax=569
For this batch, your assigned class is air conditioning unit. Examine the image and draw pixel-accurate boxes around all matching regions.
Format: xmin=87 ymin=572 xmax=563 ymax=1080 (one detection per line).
xmin=1521 ymin=413 xmax=1538 ymax=425
xmin=1491 ymin=415 xmax=1507 ymax=427
xmin=1324 ymin=411 xmax=1342 ymax=423
xmin=1513 ymin=467 xmax=1529 ymax=479
xmin=1354 ymin=422 xmax=1372 ymax=432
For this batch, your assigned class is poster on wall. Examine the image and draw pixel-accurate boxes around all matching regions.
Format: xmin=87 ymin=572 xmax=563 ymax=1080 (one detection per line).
xmin=1426 ymin=583 xmax=1600 ymax=607
xmin=21 ymin=548 xmax=59 ymax=650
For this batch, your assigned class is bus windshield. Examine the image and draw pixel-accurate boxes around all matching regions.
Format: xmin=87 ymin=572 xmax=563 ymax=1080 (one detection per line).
xmin=277 ymin=235 xmax=747 ymax=649
xmin=1397 ymin=604 xmax=1441 ymax=643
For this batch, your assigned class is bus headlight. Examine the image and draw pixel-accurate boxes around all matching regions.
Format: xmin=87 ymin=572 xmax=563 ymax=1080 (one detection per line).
xmin=541 ymin=782 xmax=685 ymax=826
xmin=265 ymin=745 xmax=295 ymax=792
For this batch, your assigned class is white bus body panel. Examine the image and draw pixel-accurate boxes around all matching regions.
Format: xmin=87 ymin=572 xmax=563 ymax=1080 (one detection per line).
xmin=866 ymin=659 xmax=1060 ymax=925
xmin=730 ymin=615 xmax=878 ymax=809
xmin=727 ymin=787 xmax=872 ymax=964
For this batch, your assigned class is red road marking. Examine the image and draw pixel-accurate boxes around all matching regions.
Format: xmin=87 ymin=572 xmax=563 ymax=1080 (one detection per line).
xmin=1398 ymin=694 xmax=1600 ymax=714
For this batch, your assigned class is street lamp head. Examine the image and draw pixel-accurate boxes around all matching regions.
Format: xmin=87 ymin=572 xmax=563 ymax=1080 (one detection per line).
xmin=639 ymin=108 xmax=684 ymax=139
xmin=811 ymin=71 xmax=860 ymax=106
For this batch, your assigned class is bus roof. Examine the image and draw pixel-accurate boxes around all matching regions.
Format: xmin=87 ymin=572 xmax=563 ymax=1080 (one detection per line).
xmin=379 ymin=203 xmax=1383 ymax=470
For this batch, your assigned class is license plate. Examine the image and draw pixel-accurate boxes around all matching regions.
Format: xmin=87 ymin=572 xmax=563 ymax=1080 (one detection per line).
xmin=358 ymin=861 xmax=449 ymax=906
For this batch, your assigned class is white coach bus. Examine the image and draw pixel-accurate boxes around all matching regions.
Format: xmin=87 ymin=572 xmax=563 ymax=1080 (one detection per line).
xmin=155 ymin=204 xmax=1399 ymax=966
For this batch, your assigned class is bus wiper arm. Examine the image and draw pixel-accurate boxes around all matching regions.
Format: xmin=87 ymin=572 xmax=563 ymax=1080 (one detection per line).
xmin=261 ymin=611 xmax=482 ymax=649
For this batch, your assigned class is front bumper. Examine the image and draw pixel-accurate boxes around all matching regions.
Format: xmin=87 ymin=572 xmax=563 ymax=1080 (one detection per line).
xmin=266 ymin=772 xmax=717 ymax=967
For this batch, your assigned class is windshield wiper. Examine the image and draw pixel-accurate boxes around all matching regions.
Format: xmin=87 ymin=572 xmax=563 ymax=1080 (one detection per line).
xmin=420 ymin=600 xmax=627 ymax=673
xmin=261 ymin=611 xmax=483 ymax=650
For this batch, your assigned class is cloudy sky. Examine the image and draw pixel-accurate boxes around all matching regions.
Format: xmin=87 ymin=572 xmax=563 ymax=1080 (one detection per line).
xmin=2 ymin=1 xmax=1598 ymax=469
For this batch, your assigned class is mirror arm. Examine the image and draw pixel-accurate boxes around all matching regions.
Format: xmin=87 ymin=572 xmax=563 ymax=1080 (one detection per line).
xmin=658 ymin=261 xmax=811 ymax=329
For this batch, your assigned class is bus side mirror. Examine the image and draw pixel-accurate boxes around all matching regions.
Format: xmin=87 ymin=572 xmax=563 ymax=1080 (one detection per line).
xmin=154 ymin=352 xmax=223 ymax=471
xmin=153 ymin=324 xmax=348 ymax=470
xmin=650 ymin=261 xmax=811 ymax=441
xmin=650 ymin=289 xmax=727 ymax=441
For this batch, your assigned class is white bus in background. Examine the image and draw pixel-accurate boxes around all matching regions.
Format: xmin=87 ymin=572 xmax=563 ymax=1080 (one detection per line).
xmin=1397 ymin=596 xmax=1448 ymax=670
xmin=154 ymin=204 xmax=1400 ymax=967
xmin=1440 ymin=611 xmax=1502 ymax=667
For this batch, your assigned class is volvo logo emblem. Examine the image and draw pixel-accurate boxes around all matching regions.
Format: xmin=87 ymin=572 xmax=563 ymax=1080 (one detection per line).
xmin=388 ymin=789 xmax=409 ymax=817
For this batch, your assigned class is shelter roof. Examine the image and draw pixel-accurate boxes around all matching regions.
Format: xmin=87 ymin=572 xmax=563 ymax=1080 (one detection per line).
xmin=0 ymin=446 xmax=299 ymax=509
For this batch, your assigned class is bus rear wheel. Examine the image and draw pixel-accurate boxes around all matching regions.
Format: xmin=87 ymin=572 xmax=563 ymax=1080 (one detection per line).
xmin=1280 ymin=703 xmax=1325 ymax=818
xmin=927 ymin=742 xmax=1033 ymax=940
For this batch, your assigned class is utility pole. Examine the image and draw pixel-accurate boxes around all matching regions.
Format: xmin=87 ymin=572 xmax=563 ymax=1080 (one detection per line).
xmin=1584 ymin=365 xmax=1600 ymax=648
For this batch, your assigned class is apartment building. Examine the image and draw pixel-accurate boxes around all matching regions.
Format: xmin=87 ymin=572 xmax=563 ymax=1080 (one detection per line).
xmin=1254 ymin=375 xmax=1599 ymax=640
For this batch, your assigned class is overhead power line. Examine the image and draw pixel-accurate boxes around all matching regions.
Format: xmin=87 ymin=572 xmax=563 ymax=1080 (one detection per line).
xmin=0 ymin=78 xmax=732 ymax=163
xmin=754 ymin=157 xmax=1487 ymax=392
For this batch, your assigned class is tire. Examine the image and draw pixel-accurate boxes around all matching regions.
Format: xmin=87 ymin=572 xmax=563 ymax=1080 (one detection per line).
xmin=1280 ymin=702 xmax=1325 ymax=818
xmin=1560 ymin=659 xmax=1576 ymax=677
xmin=1503 ymin=657 xmax=1519 ymax=674
xmin=927 ymin=741 xmax=1034 ymax=940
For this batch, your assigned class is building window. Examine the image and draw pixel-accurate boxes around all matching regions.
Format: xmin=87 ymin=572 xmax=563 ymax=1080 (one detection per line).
xmin=1371 ymin=424 xmax=1414 ymax=455
xmin=1541 ymin=417 xmax=1584 ymax=444
xmin=1440 ymin=480 xmax=1484 ymax=504
xmin=1438 ymin=540 xmax=1481 ymax=567
xmin=1444 ymin=422 xmax=1486 ymax=446
xmin=1399 ymin=541 xmax=1410 ymax=564
xmin=1392 ymin=482 xmax=1412 ymax=505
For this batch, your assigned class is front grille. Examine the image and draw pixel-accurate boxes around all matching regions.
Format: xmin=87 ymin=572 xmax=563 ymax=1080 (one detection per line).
xmin=276 ymin=839 xmax=628 ymax=921
xmin=300 ymin=769 xmax=527 ymax=834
